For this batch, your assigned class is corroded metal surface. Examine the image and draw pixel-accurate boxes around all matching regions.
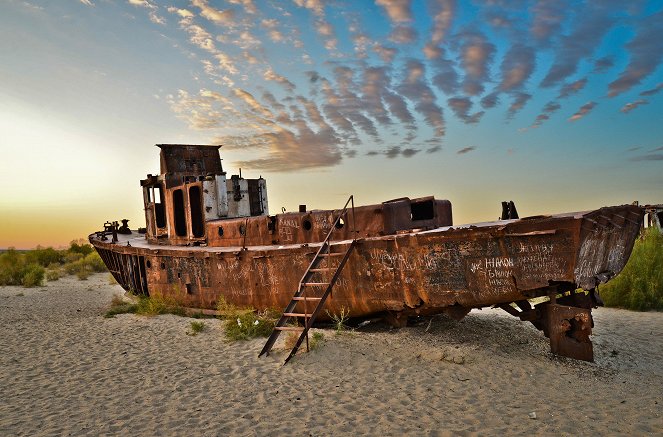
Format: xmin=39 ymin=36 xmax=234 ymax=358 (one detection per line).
xmin=92 ymin=204 xmax=644 ymax=317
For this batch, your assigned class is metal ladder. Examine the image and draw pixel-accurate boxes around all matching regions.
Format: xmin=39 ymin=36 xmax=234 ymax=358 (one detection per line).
xmin=259 ymin=195 xmax=357 ymax=364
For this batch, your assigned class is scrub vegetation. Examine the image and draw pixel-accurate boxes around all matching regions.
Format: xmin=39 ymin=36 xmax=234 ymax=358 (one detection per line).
xmin=217 ymin=296 xmax=280 ymax=341
xmin=104 ymin=294 xmax=187 ymax=318
xmin=0 ymin=239 xmax=107 ymax=287
xmin=600 ymin=228 xmax=663 ymax=311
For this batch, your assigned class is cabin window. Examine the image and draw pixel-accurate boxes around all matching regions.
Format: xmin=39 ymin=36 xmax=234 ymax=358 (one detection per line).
xmin=411 ymin=200 xmax=435 ymax=221
xmin=189 ymin=186 xmax=204 ymax=238
xmin=154 ymin=184 xmax=166 ymax=229
xmin=173 ymin=189 xmax=187 ymax=237
xmin=218 ymin=226 xmax=224 ymax=237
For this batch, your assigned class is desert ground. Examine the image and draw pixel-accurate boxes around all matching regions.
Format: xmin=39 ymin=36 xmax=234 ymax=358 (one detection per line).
xmin=1 ymin=274 xmax=661 ymax=436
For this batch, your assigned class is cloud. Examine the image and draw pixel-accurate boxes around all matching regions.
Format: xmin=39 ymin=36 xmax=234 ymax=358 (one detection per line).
xmin=191 ymin=0 xmax=235 ymax=26
xmin=541 ymin=3 xmax=616 ymax=87
xmin=126 ymin=0 xmax=165 ymax=24
xmin=263 ymin=68 xmax=296 ymax=92
xmin=373 ymin=43 xmax=398 ymax=62
xmin=293 ymin=0 xmax=324 ymax=17
xmin=507 ymin=92 xmax=531 ymax=118
xmin=608 ymin=10 xmax=663 ymax=97
xmin=640 ymin=83 xmax=663 ymax=96
xmin=456 ymin=30 xmax=496 ymax=96
xmin=228 ymin=0 xmax=256 ymax=14
xmin=360 ymin=66 xmax=396 ymax=126
xmin=431 ymin=54 xmax=460 ymax=95
xmin=233 ymin=125 xmax=343 ymax=171
xmin=167 ymin=7 xmax=193 ymax=18
xmin=376 ymin=0 xmax=413 ymax=23
xmin=426 ymin=0 xmax=455 ymax=48
xmin=168 ymin=89 xmax=240 ymax=130
xmin=233 ymin=88 xmax=273 ymax=118
xmin=498 ymin=44 xmax=535 ymax=92
xmin=447 ymin=97 xmax=483 ymax=124
xmin=388 ymin=25 xmax=417 ymax=44
xmin=480 ymin=92 xmax=499 ymax=109
xmin=568 ymin=101 xmax=597 ymax=122
xmin=558 ymin=78 xmax=588 ymax=98
xmin=620 ymin=99 xmax=648 ymax=113
xmin=530 ymin=0 xmax=567 ymax=46
xmin=630 ymin=154 xmax=663 ymax=162
xmin=530 ymin=100 xmax=561 ymax=128
xmin=457 ymin=146 xmax=476 ymax=154
xmin=382 ymin=146 xmax=419 ymax=159
xmin=79 ymin=0 xmax=93 ymax=5
xmin=398 ymin=59 xmax=446 ymax=137
xmin=593 ymin=56 xmax=614 ymax=73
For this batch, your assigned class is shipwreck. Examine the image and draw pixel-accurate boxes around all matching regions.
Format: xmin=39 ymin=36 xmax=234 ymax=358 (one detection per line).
xmin=90 ymin=144 xmax=657 ymax=363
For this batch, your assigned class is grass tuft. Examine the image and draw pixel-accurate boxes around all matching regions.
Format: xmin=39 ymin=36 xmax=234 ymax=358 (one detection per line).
xmin=104 ymin=295 xmax=138 ymax=318
xmin=326 ymin=307 xmax=351 ymax=333
xmin=188 ymin=321 xmax=206 ymax=336
xmin=134 ymin=295 xmax=186 ymax=317
xmin=600 ymin=227 xmax=663 ymax=311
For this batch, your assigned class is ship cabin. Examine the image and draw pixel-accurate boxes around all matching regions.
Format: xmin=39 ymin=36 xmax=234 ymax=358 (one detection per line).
xmin=140 ymin=144 xmax=453 ymax=248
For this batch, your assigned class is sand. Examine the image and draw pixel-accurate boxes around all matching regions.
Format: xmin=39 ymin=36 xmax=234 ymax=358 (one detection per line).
xmin=1 ymin=274 xmax=662 ymax=436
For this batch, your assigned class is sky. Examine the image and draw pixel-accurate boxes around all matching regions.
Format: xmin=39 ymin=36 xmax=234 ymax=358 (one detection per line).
xmin=1 ymin=0 xmax=662 ymax=249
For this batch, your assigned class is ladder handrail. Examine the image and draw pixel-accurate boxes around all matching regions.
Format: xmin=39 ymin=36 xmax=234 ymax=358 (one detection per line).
xmin=296 ymin=195 xmax=356 ymax=287
xmin=259 ymin=195 xmax=357 ymax=362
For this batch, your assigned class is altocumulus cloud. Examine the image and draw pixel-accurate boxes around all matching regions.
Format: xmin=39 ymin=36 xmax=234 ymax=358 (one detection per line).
xmin=115 ymin=0 xmax=663 ymax=172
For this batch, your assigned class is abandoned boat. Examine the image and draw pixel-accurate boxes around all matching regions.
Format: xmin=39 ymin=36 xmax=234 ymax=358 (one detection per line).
xmin=90 ymin=144 xmax=651 ymax=363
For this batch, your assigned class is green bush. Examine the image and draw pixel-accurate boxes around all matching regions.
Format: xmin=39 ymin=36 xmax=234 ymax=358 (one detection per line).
xmin=216 ymin=296 xmax=279 ymax=341
xmin=600 ymin=227 xmax=663 ymax=311
xmin=0 ymin=242 xmax=107 ymax=287
xmin=223 ymin=310 xmax=276 ymax=341
xmin=45 ymin=269 xmax=63 ymax=281
xmin=26 ymin=246 xmax=64 ymax=267
xmin=64 ymin=252 xmax=107 ymax=280
xmin=0 ymin=248 xmax=26 ymax=285
xmin=21 ymin=264 xmax=45 ymax=287
xmin=134 ymin=295 xmax=186 ymax=317
xmin=68 ymin=239 xmax=94 ymax=256
xmin=0 ymin=249 xmax=45 ymax=287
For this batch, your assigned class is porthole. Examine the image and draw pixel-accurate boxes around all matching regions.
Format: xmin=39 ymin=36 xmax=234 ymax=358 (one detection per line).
xmin=303 ymin=219 xmax=312 ymax=231
xmin=218 ymin=226 xmax=224 ymax=237
xmin=335 ymin=218 xmax=345 ymax=229
xmin=239 ymin=224 xmax=246 ymax=236
xmin=146 ymin=260 xmax=152 ymax=269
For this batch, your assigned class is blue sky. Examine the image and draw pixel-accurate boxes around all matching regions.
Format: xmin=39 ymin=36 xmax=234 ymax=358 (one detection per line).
xmin=1 ymin=0 xmax=662 ymax=248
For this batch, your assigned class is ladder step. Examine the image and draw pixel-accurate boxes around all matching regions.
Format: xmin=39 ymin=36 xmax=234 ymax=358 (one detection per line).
xmin=274 ymin=326 xmax=305 ymax=331
xmin=310 ymin=268 xmax=331 ymax=272
xmin=320 ymin=253 xmax=345 ymax=257
xmin=283 ymin=312 xmax=312 ymax=317
xmin=302 ymin=282 xmax=330 ymax=286
xmin=292 ymin=296 xmax=322 ymax=301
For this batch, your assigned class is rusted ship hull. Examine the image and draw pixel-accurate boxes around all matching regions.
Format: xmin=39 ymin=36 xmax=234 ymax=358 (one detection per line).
xmin=91 ymin=205 xmax=643 ymax=355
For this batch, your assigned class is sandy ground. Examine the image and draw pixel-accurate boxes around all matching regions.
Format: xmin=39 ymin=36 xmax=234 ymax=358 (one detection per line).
xmin=1 ymin=274 xmax=662 ymax=436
